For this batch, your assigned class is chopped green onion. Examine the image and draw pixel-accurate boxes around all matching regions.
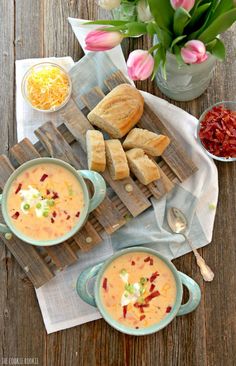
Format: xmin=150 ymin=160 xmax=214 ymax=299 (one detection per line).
xmin=137 ymin=296 xmax=144 ymax=304
xmin=125 ymin=283 xmax=134 ymax=294
xmin=43 ymin=211 xmax=49 ymax=217
xmin=23 ymin=203 xmax=30 ymax=210
xmin=36 ymin=203 xmax=42 ymax=209
xmin=140 ymin=277 xmax=147 ymax=286
xmin=47 ymin=199 xmax=55 ymax=207
xmin=124 ymin=292 xmax=129 ymax=298
xmin=120 ymin=268 xmax=127 ymax=276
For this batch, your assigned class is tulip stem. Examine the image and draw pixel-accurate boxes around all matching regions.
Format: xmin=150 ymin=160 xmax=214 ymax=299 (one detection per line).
xmin=148 ymin=44 xmax=160 ymax=54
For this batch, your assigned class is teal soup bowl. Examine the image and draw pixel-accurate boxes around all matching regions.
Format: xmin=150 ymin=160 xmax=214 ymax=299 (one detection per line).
xmin=77 ymin=247 xmax=201 ymax=336
xmin=0 ymin=157 xmax=106 ymax=246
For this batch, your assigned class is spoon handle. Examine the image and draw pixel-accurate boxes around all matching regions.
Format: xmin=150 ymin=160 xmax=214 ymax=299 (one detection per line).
xmin=183 ymin=235 xmax=214 ymax=282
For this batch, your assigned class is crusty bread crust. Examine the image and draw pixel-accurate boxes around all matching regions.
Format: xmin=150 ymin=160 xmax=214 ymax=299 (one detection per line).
xmin=123 ymin=128 xmax=170 ymax=156
xmin=87 ymin=85 xmax=144 ymax=138
xmin=86 ymin=130 xmax=106 ymax=172
xmin=105 ymin=139 xmax=130 ymax=180
xmin=126 ymin=148 xmax=160 ymax=185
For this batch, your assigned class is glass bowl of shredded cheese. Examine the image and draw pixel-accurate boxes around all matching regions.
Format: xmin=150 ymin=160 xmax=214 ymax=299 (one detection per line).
xmin=22 ymin=62 xmax=72 ymax=112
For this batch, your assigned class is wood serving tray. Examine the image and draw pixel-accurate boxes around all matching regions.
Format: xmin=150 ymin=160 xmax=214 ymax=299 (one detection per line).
xmin=0 ymin=70 xmax=198 ymax=288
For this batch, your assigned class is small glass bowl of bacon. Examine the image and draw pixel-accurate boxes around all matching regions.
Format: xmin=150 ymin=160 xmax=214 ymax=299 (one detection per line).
xmin=197 ymin=101 xmax=236 ymax=162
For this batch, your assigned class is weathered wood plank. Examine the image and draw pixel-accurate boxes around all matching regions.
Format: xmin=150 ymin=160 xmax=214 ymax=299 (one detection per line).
xmin=0 ymin=155 xmax=54 ymax=288
xmin=105 ymin=70 xmax=198 ymax=181
xmin=35 ymin=120 xmax=126 ymax=235
xmin=10 ymin=138 xmax=79 ymax=267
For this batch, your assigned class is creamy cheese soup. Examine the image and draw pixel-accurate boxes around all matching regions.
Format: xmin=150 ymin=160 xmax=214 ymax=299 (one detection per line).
xmin=100 ymin=252 xmax=177 ymax=329
xmin=7 ymin=163 xmax=84 ymax=241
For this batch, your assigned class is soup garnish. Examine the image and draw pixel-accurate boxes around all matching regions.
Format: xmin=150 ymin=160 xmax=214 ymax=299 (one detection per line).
xmin=7 ymin=163 xmax=84 ymax=241
xmin=100 ymin=252 xmax=176 ymax=329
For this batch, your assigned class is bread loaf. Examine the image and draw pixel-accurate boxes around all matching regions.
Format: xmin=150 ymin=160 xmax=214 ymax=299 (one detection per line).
xmin=105 ymin=139 xmax=130 ymax=180
xmin=123 ymin=128 xmax=170 ymax=156
xmin=86 ymin=130 xmax=106 ymax=172
xmin=87 ymin=84 xmax=144 ymax=138
xmin=126 ymin=148 xmax=160 ymax=185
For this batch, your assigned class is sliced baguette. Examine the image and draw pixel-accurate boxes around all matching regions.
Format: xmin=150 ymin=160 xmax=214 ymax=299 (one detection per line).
xmin=105 ymin=139 xmax=130 ymax=180
xmin=86 ymin=130 xmax=106 ymax=172
xmin=87 ymin=84 xmax=144 ymax=138
xmin=126 ymin=148 xmax=160 ymax=185
xmin=123 ymin=128 xmax=170 ymax=156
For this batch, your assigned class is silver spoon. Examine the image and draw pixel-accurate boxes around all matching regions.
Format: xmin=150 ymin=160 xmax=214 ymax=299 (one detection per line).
xmin=167 ymin=207 xmax=214 ymax=282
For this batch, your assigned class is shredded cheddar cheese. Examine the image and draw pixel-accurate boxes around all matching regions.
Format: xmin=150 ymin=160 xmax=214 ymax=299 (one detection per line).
xmin=25 ymin=64 xmax=70 ymax=111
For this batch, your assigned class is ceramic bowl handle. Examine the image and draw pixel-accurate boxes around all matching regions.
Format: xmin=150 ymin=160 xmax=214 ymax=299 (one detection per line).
xmin=0 ymin=194 xmax=11 ymax=235
xmin=79 ymin=170 xmax=106 ymax=213
xmin=177 ymin=271 xmax=201 ymax=316
xmin=76 ymin=262 xmax=104 ymax=307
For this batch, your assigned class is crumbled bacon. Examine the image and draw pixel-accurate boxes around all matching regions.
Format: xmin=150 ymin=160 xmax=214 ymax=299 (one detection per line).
xmin=166 ymin=306 xmax=172 ymax=313
xmin=75 ymin=211 xmax=80 ymax=218
xmin=140 ymin=315 xmax=146 ymax=321
xmin=15 ymin=183 xmax=22 ymax=194
xmin=40 ymin=174 xmax=48 ymax=182
xmin=52 ymin=211 xmax=57 ymax=218
xmin=123 ymin=305 xmax=127 ymax=318
xmin=102 ymin=277 xmax=107 ymax=291
xmin=66 ymin=215 xmax=71 ymax=220
xmin=12 ymin=212 xmax=20 ymax=220
xmin=149 ymin=258 xmax=154 ymax=265
xmin=144 ymin=256 xmax=150 ymax=262
xmin=199 ymin=105 xmax=236 ymax=158
xmin=52 ymin=192 xmax=59 ymax=200
xmin=149 ymin=271 xmax=159 ymax=282
xmin=46 ymin=189 xmax=50 ymax=195
xmin=51 ymin=218 xmax=55 ymax=224
xmin=144 ymin=290 xmax=160 ymax=303
xmin=149 ymin=284 xmax=155 ymax=292
xmin=131 ymin=261 xmax=135 ymax=266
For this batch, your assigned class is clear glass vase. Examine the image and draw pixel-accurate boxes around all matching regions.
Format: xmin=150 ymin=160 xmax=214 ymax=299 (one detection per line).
xmin=112 ymin=2 xmax=137 ymax=21
xmin=155 ymin=51 xmax=217 ymax=102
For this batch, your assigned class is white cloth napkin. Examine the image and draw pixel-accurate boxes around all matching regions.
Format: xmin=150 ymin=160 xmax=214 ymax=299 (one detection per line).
xmin=14 ymin=19 xmax=218 ymax=334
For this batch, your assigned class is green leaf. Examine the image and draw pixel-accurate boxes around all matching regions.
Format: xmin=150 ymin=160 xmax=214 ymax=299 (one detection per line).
xmin=187 ymin=3 xmax=211 ymax=30
xmin=199 ymin=8 xmax=236 ymax=43
xmin=189 ymin=0 xmax=219 ymax=39
xmin=86 ymin=20 xmax=129 ymax=26
xmin=151 ymin=45 xmax=162 ymax=80
xmin=170 ymin=35 xmax=187 ymax=51
xmin=207 ymin=38 xmax=226 ymax=60
xmin=147 ymin=0 xmax=174 ymax=31
xmin=208 ymin=0 xmax=235 ymax=24
xmin=146 ymin=22 xmax=156 ymax=36
xmin=173 ymin=7 xmax=191 ymax=36
xmin=154 ymin=24 xmax=172 ymax=49
xmin=126 ymin=22 xmax=147 ymax=36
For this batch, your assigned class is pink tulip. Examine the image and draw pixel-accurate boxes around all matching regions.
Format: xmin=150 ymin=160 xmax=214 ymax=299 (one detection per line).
xmin=170 ymin=0 xmax=195 ymax=12
xmin=127 ymin=50 xmax=154 ymax=81
xmin=181 ymin=40 xmax=208 ymax=64
xmin=85 ymin=29 xmax=123 ymax=51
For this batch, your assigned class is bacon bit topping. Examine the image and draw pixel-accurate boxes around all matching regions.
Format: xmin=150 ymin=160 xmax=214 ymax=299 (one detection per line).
xmin=12 ymin=211 xmax=20 ymax=220
xmin=52 ymin=192 xmax=59 ymax=200
xmin=131 ymin=261 xmax=135 ymax=266
xmin=149 ymin=258 xmax=154 ymax=265
xmin=149 ymin=271 xmax=159 ymax=282
xmin=15 ymin=183 xmax=22 ymax=194
xmin=140 ymin=315 xmax=146 ymax=321
xmin=52 ymin=211 xmax=57 ymax=218
xmin=166 ymin=306 xmax=172 ymax=313
xmin=135 ymin=326 xmax=139 ymax=329
xmin=51 ymin=218 xmax=55 ymax=224
xmin=144 ymin=256 xmax=150 ymax=262
xmin=144 ymin=290 xmax=160 ymax=303
xmin=75 ymin=211 xmax=80 ymax=218
xmin=66 ymin=215 xmax=71 ymax=220
xmin=46 ymin=189 xmax=50 ymax=195
xmin=149 ymin=284 xmax=155 ymax=292
xmin=199 ymin=105 xmax=236 ymax=158
xmin=40 ymin=174 xmax=48 ymax=182
xmin=123 ymin=305 xmax=127 ymax=318
xmin=64 ymin=210 xmax=68 ymax=215
xmin=102 ymin=277 xmax=107 ymax=291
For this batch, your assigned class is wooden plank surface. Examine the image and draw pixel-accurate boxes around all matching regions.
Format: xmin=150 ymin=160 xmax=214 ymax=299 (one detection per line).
xmin=0 ymin=1 xmax=235 ymax=366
